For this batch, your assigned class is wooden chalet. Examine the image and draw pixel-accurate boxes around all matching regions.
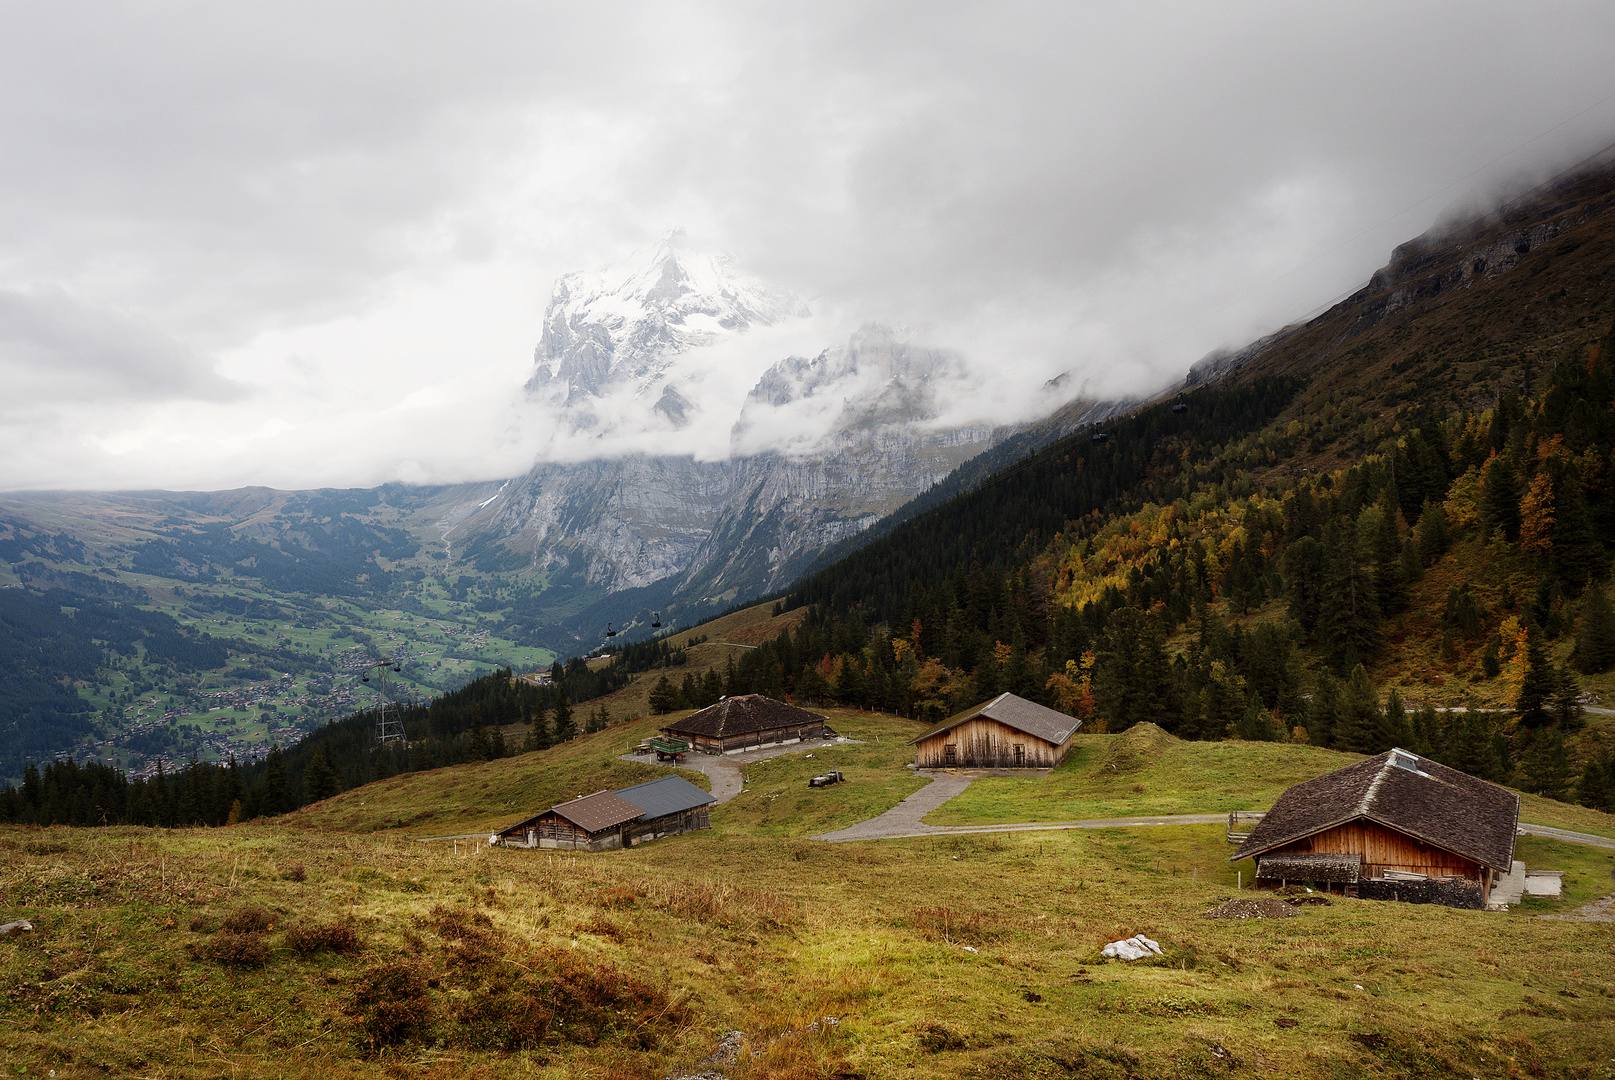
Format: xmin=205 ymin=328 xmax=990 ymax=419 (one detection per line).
xmin=492 ymin=775 xmax=716 ymax=851
xmin=494 ymin=789 xmax=643 ymax=852
xmin=909 ymin=692 xmax=1081 ymax=769
xmin=615 ymin=775 xmax=716 ymax=843
xmin=1232 ymin=748 xmax=1519 ymax=907
xmin=658 ymin=694 xmax=828 ymax=754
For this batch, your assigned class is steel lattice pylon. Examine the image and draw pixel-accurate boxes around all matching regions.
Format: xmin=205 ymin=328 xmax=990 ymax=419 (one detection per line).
xmin=361 ymin=657 xmax=408 ymax=748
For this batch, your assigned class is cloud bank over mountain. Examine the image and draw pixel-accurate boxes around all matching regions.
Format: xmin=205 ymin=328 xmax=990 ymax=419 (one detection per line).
xmin=2 ymin=2 xmax=1614 ymax=490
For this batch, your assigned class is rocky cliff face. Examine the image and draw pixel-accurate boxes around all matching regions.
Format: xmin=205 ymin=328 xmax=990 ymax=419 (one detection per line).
xmin=452 ymin=239 xmax=1105 ymax=623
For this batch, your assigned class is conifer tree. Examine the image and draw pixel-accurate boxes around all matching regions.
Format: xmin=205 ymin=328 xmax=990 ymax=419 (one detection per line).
xmin=1414 ymin=499 xmax=1448 ymax=565
xmin=1442 ymin=709 xmax=1505 ymax=781
xmin=1376 ymin=687 xmax=1412 ymax=751
xmin=1573 ymin=584 xmax=1615 ymax=674
xmin=1514 ymin=626 xmax=1557 ymax=727
xmin=1234 ymin=693 xmax=1277 ymax=741
xmin=304 ymin=745 xmax=341 ymax=802
xmin=1282 ymin=535 xmax=1325 ymax=634
xmin=1479 ymin=454 xmax=1522 ymax=541
xmin=469 ymin=713 xmax=491 ymax=760
xmin=1547 ymin=460 xmax=1601 ymax=590
xmin=263 ymin=745 xmax=288 ymax=816
xmin=1576 ymin=746 xmax=1614 ymax=812
xmin=1332 ymin=666 xmax=1381 ymax=753
xmin=1318 ymin=523 xmax=1381 ymax=672
xmin=649 ymin=674 xmax=679 ymax=715
xmin=552 ymin=691 xmax=575 ymax=742
xmin=1519 ymin=727 xmax=1571 ymax=800
xmin=1306 ymin=670 xmax=1341 ymax=748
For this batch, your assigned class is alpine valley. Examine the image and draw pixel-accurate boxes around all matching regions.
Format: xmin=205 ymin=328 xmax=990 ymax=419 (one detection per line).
xmin=0 ymin=233 xmax=1122 ymax=780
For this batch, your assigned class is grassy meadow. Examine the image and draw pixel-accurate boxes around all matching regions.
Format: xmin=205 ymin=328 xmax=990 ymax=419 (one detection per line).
xmin=3 ymin=707 xmax=1614 ymax=1079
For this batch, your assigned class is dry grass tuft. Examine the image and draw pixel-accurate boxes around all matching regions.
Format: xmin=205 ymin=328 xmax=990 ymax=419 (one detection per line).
xmin=192 ymin=930 xmax=269 ymax=968
xmin=220 ymin=905 xmax=276 ymax=933
xmin=347 ymin=960 xmax=432 ymax=1051
xmin=286 ymin=919 xmax=362 ymax=956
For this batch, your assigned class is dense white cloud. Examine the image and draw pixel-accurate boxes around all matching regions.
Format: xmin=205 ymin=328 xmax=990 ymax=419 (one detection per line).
xmin=2 ymin=1 xmax=1613 ymax=489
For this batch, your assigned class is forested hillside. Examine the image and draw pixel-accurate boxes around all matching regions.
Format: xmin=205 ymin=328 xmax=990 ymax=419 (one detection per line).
xmin=11 ymin=162 xmax=1615 ymax=828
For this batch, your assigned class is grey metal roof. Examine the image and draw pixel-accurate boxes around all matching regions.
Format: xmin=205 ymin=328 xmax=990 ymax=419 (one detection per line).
xmin=614 ymin=774 xmax=716 ymax=820
xmin=908 ymin=692 xmax=1082 ymax=747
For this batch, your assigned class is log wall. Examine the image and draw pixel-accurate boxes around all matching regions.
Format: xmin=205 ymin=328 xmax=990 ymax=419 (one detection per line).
xmin=1270 ymin=820 xmax=1485 ymax=880
xmin=914 ymin=718 xmax=1070 ymax=769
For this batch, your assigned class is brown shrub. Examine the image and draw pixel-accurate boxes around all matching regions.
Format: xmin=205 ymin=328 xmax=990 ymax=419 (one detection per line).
xmin=347 ymin=961 xmax=432 ymax=1050
xmin=221 ymin=905 xmax=275 ymax=933
xmin=287 ymin=920 xmax=362 ymax=956
xmin=450 ymin=946 xmax=689 ymax=1053
xmin=282 ymin=863 xmax=307 ymax=882
xmin=188 ymin=914 xmax=213 ymax=933
xmin=427 ymin=904 xmax=499 ymax=968
xmin=194 ymin=930 xmax=269 ymax=968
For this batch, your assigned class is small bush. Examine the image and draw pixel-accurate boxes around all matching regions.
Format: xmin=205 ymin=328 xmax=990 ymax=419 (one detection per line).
xmin=282 ymin=863 xmax=307 ymax=882
xmin=221 ymin=905 xmax=275 ymax=933
xmin=348 ymin=962 xmax=432 ymax=1050
xmin=428 ymin=904 xmax=499 ymax=968
xmin=194 ymin=931 xmax=269 ymax=968
xmin=188 ymin=915 xmax=213 ymax=933
xmin=287 ymin=920 xmax=362 ymax=956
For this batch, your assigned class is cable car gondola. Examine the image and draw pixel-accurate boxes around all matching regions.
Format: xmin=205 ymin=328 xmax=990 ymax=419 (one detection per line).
xmin=1091 ymin=432 xmax=1110 ymax=444
xmin=605 ymin=623 xmax=617 ymax=638
xmin=1172 ymin=393 xmax=1188 ymax=415
xmin=651 ymin=612 xmax=662 ymax=628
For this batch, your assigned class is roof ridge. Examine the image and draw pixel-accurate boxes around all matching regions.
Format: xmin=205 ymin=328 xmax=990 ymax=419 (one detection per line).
xmin=1355 ymin=754 xmax=1393 ymax=817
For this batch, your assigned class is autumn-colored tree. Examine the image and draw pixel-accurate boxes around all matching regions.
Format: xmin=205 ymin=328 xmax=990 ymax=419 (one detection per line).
xmin=1518 ymin=471 xmax=1555 ymax=556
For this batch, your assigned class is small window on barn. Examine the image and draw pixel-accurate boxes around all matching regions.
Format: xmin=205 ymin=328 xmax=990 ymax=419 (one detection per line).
xmin=1389 ymin=748 xmax=1428 ymax=775
xmin=1013 ymin=744 xmax=1025 ymax=764
xmin=943 ymin=744 xmax=957 ymax=765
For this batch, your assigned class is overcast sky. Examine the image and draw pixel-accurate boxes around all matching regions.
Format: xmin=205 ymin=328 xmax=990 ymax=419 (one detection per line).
xmin=3 ymin=1 xmax=1614 ymax=492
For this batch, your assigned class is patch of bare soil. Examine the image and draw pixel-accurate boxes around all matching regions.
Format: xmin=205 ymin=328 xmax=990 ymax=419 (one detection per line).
xmin=1204 ymin=897 xmax=1300 ymax=919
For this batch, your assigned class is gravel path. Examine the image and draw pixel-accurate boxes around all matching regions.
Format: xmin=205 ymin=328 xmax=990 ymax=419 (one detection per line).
xmin=619 ymin=738 xmax=861 ymax=806
xmin=1514 ymin=822 xmax=1615 ymax=851
xmin=1537 ymin=893 xmax=1615 ymax=921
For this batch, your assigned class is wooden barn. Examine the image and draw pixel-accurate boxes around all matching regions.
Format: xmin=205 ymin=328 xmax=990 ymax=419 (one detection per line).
xmin=615 ymin=775 xmax=716 ymax=844
xmin=1232 ymin=748 xmax=1519 ymax=908
xmin=492 ymin=775 xmax=717 ymax=851
xmin=909 ymin=692 xmax=1082 ymax=769
xmin=659 ymin=694 xmax=828 ymax=754
xmin=493 ymin=789 xmax=643 ymax=852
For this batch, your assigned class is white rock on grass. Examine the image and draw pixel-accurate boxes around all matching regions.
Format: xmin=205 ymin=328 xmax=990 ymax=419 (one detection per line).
xmin=1100 ymin=935 xmax=1162 ymax=961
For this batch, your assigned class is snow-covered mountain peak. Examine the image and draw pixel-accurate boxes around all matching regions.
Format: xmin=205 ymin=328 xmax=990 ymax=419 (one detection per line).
xmin=525 ymin=232 xmax=811 ymax=414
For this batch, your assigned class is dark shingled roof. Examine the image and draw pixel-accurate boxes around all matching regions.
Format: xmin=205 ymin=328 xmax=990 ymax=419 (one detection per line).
xmin=614 ymin=775 xmax=716 ymax=819
xmin=909 ymin=692 xmax=1081 ymax=748
xmin=1232 ymin=749 xmax=1519 ymax=871
xmin=548 ymin=790 xmax=645 ymax=834
xmin=660 ymin=695 xmax=827 ymax=741
xmin=1255 ymin=852 xmax=1361 ymax=883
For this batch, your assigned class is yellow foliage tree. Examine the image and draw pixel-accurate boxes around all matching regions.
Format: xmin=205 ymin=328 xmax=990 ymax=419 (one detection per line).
xmin=1518 ymin=471 xmax=1556 ymax=556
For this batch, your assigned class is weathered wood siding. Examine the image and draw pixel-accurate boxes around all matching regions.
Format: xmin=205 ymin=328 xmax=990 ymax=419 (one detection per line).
xmin=1268 ymin=820 xmax=1485 ymax=880
xmin=624 ymin=806 xmax=711 ymax=846
xmin=914 ymin=718 xmax=1071 ymax=769
xmin=501 ymin=811 xmax=623 ymax=851
xmin=682 ymin=721 xmax=825 ymax=754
